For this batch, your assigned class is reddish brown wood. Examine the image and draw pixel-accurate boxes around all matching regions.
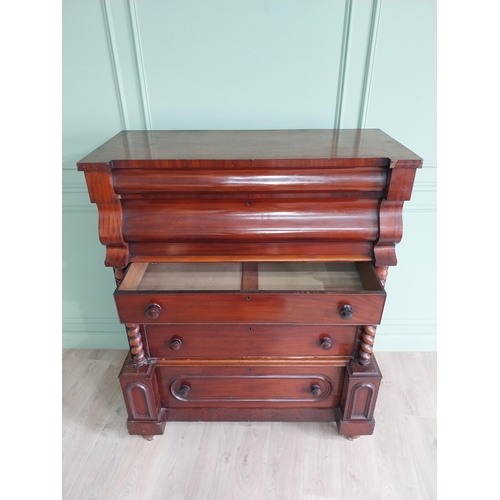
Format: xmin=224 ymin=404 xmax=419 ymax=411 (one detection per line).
xmin=156 ymin=364 xmax=344 ymax=408
xmin=335 ymin=356 xmax=382 ymax=439
xmin=115 ymin=291 xmax=386 ymax=326
xmin=163 ymin=407 xmax=337 ymax=422
xmin=113 ymin=266 xmax=128 ymax=287
xmin=119 ymin=354 xmax=166 ymax=437
xmin=145 ymin=324 xmax=357 ymax=358
xmin=375 ymin=266 xmax=389 ymax=286
xmin=358 ymin=325 xmax=377 ymax=365
xmin=127 ymin=241 xmax=375 ymax=263
xmin=121 ymin=198 xmax=379 ymax=243
xmin=82 ymin=170 xmax=129 ymax=267
xmin=241 ymin=262 xmax=259 ymax=290
xmin=76 ymin=129 xmax=421 ymax=169
xmin=125 ymin=323 xmax=147 ymax=367
xmin=112 ymin=167 xmax=387 ymax=194
xmin=77 ymin=129 xmax=421 ymax=439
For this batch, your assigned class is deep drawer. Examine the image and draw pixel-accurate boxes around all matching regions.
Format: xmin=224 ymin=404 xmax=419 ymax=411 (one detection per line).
xmin=114 ymin=261 xmax=386 ymax=325
xmin=145 ymin=324 xmax=357 ymax=358
xmin=157 ymin=364 xmax=344 ymax=409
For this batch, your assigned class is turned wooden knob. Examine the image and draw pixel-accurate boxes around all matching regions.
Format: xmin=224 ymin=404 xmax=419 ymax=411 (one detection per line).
xmin=145 ymin=303 xmax=161 ymax=320
xmin=338 ymin=304 xmax=353 ymax=320
xmin=178 ymin=384 xmax=190 ymax=398
xmin=319 ymin=336 xmax=333 ymax=350
xmin=169 ymin=337 xmax=182 ymax=351
xmin=310 ymin=384 xmax=321 ymax=397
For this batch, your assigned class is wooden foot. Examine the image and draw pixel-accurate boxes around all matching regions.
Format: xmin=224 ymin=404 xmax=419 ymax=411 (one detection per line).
xmin=142 ymin=435 xmax=155 ymax=441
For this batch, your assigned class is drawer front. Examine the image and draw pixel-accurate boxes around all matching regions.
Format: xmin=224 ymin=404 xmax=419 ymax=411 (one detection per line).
xmin=121 ymin=198 xmax=379 ymax=243
xmin=157 ymin=365 xmax=344 ymax=409
xmin=114 ymin=292 xmax=385 ymax=325
xmin=146 ymin=324 xmax=357 ymax=358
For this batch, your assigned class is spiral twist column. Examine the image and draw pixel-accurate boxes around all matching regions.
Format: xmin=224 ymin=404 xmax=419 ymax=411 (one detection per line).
xmin=126 ymin=323 xmax=147 ymax=367
xmin=358 ymin=325 xmax=377 ymax=365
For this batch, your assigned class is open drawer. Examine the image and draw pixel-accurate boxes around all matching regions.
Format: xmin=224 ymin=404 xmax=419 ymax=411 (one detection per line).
xmin=114 ymin=261 xmax=386 ymax=325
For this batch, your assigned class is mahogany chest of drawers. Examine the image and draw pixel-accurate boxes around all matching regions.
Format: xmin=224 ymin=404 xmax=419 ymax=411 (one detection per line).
xmin=77 ymin=129 xmax=421 ymax=440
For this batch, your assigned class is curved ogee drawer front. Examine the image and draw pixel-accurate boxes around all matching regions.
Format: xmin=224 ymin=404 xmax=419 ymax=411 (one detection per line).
xmin=121 ymin=198 xmax=379 ymax=243
xmin=157 ymin=365 xmax=343 ymax=408
xmin=145 ymin=324 xmax=357 ymax=358
xmin=112 ymin=167 xmax=387 ymax=195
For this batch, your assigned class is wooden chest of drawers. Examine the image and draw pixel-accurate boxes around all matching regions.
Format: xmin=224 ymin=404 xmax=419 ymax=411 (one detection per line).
xmin=77 ymin=129 xmax=421 ymax=440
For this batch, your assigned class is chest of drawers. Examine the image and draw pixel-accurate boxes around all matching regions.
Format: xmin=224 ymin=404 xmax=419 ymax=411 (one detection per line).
xmin=77 ymin=129 xmax=421 ymax=440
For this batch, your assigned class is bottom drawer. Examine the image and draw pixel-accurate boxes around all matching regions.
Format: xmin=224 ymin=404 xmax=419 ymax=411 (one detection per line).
xmin=157 ymin=364 xmax=344 ymax=409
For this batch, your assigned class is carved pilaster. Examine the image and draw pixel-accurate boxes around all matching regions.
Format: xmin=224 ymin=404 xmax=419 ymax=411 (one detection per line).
xmin=358 ymin=325 xmax=377 ymax=366
xmin=335 ymin=356 xmax=383 ymax=439
xmin=126 ymin=323 xmax=147 ymax=368
xmin=119 ymin=354 xmax=166 ymax=440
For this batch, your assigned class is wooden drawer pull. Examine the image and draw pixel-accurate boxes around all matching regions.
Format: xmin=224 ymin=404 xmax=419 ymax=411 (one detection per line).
xmin=338 ymin=304 xmax=354 ymax=320
xmin=145 ymin=303 xmax=161 ymax=320
xmin=169 ymin=337 xmax=182 ymax=351
xmin=310 ymin=384 xmax=322 ymax=397
xmin=319 ymin=336 xmax=333 ymax=350
xmin=178 ymin=384 xmax=191 ymax=398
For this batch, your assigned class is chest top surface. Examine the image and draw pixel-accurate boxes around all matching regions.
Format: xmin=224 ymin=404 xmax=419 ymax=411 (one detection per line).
xmin=77 ymin=129 xmax=422 ymax=168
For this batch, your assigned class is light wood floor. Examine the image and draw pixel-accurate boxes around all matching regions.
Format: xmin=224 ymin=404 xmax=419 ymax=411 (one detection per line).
xmin=62 ymin=350 xmax=436 ymax=500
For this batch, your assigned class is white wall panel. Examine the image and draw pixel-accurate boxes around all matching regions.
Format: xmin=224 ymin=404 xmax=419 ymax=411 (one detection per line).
xmin=136 ymin=0 xmax=345 ymax=129
xmin=62 ymin=0 xmax=124 ymax=165
xmin=365 ymin=0 xmax=437 ymax=165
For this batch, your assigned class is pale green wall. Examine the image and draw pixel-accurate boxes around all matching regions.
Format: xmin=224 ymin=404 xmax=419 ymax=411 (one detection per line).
xmin=63 ymin=0 xmax=436 ymax=351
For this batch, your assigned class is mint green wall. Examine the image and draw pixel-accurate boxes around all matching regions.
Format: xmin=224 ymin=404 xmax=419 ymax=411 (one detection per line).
xmin=63 ymin=0 xmax=436 ymax=351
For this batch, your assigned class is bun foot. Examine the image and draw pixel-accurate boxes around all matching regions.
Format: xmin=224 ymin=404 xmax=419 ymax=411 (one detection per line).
xmin=346 ymin=435 xmax=360 ymax=441
xmin=142 ymin=435 xmax=155 ymax=441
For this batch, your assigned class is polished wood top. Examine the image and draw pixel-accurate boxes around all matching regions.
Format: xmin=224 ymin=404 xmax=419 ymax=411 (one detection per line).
xmin=77 ymin=129 xmax=422 ymax=170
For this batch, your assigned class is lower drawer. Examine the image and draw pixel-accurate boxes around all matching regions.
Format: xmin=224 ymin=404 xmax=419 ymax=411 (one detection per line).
xmin=156 ymin=364 xmax=344 ymax=409
xmin=146 ymin=324 xmax=357 ymax=358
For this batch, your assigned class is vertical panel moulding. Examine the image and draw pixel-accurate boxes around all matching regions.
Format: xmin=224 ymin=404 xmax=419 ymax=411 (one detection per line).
xmin=349 ymin=382 xmax=375 ymax=419
xmin=358 ymin=0 xmax=382 ymax=128
xmin=334 ymin=0 xmax=353 ymax=129
xmin=128 ymin=0 xmax=153 ymax=130
xmin=125 ymin=382 xmax=153 ymax=419
xmin=102 ymin=0 xmax=130 ymax=129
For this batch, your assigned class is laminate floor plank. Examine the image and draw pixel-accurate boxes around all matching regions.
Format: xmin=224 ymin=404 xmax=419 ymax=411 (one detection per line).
xmin=261 ymin=421 xmax=305 ymax=499
xmin=138 ymin=422 xmax=206 ymax=500
xmin=301 ymin=422 xmax=343 ymax=499
xmin=62 ymin=350 xmax=437 ymax=500
xmin=62 ymin=350 xmax=126 ymax=497
xmin=337 ymin=432 xmax=384 ymax=500
xmin=404 ymin=416 xmax=437 ymax=500
xmin=182 ymin=422 xmax=238 ymax=499
xmin=222 ymin=422 xmax=271 ymax=500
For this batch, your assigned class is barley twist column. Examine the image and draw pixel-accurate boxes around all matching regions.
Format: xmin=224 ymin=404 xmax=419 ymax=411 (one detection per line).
xmin=126 ymin=323 xmax=147 ymax=368
xmin=358 ymin=325 xmax=377 ymax=365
